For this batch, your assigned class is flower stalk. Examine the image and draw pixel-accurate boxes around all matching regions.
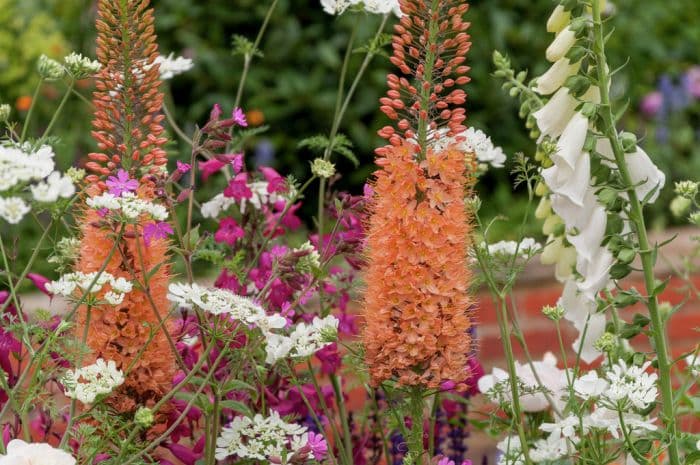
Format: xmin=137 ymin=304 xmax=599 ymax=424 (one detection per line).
xmin=591 ymin=2 xmax=680 ymax=464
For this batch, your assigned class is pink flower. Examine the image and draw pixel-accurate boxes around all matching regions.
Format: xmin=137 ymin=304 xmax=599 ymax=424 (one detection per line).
xmin=640 ymin=91 xmax=663 ymax=118
xmin=232 ymin=107 xmax=248 ymax=127
xmin=259 ymin=167 xmax=286 ymax=193
xmin=97 ymin=208 xmax=109 ymax=217
xmin=214 ymin=217 xmax=245 ymax=245
xmin=27 ymin=273 xmax=51 ymax=296
xmin=176 ymin=161 xmax=191 ymax=173
xmin=198 ymin=159 xmax=227 ymax=181
xmin=684 ymin=66 xmax=700 ymax=98
xmin=143 ymin=221 xmax=174 ymax=246
xmin=106 ymin=169 xmax=138 ymax=197
xmin=437 ymin=458 xmax=472 ymax=465
xmin=223 ymin=172 xmax=252 ymax=200
xmin=315 ymin=343 xmax=341 ymax=374
xmin=307 ymin=432 xmax=328 ymax=460
xmin=210 ymin=103 xmax=223 ymax=121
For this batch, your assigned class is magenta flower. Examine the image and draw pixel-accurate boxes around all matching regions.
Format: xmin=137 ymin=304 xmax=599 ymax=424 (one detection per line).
xmin=259 ymin=166 xmax=286 ymax=193
xmin=143 ymin=221 xmax=174 ymax=246
xmin=223 ymin=172 xmax=252 ymax=200
xmin=684 ymin=66 xmax=700 ymax=98
xmin=232 ymin=107 xmax=248 ymax=127
xmin=210 ymin=103 xmax=223 ymax=121
xmin=640 ymin=91 xmax=663 ymax=118
xmin=106 ymin=169 xmax=138 ymax=197
xmin=198 ymin=159 xmax=227 ymax=181
xmin=27 ymin=273 xmax=52 ymax=297
xmin=176 ymin=161 xmax=191 ymax=174
xmin=214 ymin=217 xmax=245 ymax=245
xmin=97 ymin=207 xmax=110 ymax=217
xmin=315 ymin=342 xmax=341 ymax=374
xmin=307 ymin=432 xmax=328 ymax=460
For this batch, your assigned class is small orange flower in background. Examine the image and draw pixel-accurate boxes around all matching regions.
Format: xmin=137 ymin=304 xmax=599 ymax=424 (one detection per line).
xmin=362 ymin=0 xmax=475 ymax=390
xmin=15 ymin=96 xmax=32 ymax=112
xmin=246 ymin=109 xmax=265 ymax=126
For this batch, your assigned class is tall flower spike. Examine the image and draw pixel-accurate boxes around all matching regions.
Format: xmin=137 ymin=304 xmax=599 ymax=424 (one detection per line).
xmin=74 ymin=0 xmax=175 ymax=420
xmin=377 ymin=0 xmax=471 ymax=157
xmin=363 ymin=0 xmax=475 ymax=389
xmin=86 ymin=0 xmax=168 ymax=188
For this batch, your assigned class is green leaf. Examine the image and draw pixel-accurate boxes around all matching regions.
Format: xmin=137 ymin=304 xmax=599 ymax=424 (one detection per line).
xmin=219 ymin=400 xmax=254 ymax=417
xmin=633 ymin=439 xmax=652 ymax=455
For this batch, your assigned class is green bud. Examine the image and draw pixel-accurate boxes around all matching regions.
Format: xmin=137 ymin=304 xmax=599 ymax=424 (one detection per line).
xmin=465 ymin=195 xmax=481 ymax=212
xmin=509 ymin=87 xmax=521 ymax=98
xmin=564 ymin=75 xmax=591 ymax=98
xmin=535 ymin=182 xmax=548 ymax=197
xmin=670 ymin=196 xmax=692 ymax=218
xmin=658 ymin=301 xmax=673 ymax=320
xmin=674 ymin=180 xmax=699 ymax=199
xmin=37 ymin=54 xmax=65 ymax=81
xmin=619 ymin=131 xmax=637 ymax=153
xmin=594 ymin=332 xmax=616 ymax=352
xmin=542 ymin=304 xmax=565 ymax=321
xmin=566 ymin=45 xmax=588 ymax=63
xmin=310 ymin=158 xmax=336 ymax=179
xmin=64 ymin=52 xmax=101 ymax=80
xmin=689 ymin=211 xmax=700 ymax=226
xmin=616 ymin=248 xmax=636 ymax=265
xmin=0 ymin=104 xmax=10 ymax=122
xmin=134 ymin=407 xmax=154 ymax=428
xmin=529 ymin=129 xmax=541 ymax=140
xmin=66 ymin=167 xmax=86 ymax=183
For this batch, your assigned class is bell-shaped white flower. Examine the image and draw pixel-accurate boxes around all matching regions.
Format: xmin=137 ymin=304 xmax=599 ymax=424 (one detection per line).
xmin=542 ymin=152 xmax=591 ymax=207
xmin=553 ymin=112 xmax=589 ymax=169
xmin=541 ymin=235 xmax=564 ymax=265
xmin=546 ymin=4 xmax=571 ymax=33
xmin=576 ymin=247 xmax=614 ymax=300
xmin=533 ymin=87 xmax=579 ymax=140
xmin=596 ymin=139 xmax=665 ymax=203
xmin=572 ymin=312 xmax=606 ymax=363
xmin=559 ymin=281 xmax=605 ymax=363
xmin=546 ymin=26 xmax=576 ymax=63
xmin=535 ymin=57 xmax=581 ymax=96
xmin=626 ymin=146 xmax=665 ymax=203
xmin=567 ymin=205 xmax=607 ymax=263
xmin=550 ymin=187 xmax=599 ymax=232
xmin=555 ymin=245 xmax=577 ymax=281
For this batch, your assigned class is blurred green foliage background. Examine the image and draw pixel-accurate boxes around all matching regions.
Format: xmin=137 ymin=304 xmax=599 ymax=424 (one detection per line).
xmin=2 ymin=0 xmax=699 ymax=276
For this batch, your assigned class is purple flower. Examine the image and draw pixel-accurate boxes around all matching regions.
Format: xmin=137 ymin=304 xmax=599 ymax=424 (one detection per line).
xmin=106 ymin=169 xmax=138 ymax=197
xmin=307 ymin=432 xmax=328 ymax=460
xmin=232 ymin=107 xmax=248 ymax=127
xmin=223 ymin=172 xmax=252 ymax=200
xmin=176 ymin=161 xmax=191 ymax=174
xmin=214 ymin=217 xmax=245 ymax=245
xmin=97 ymin=208 xmax=110 ymax=217
xmin=315 ymin=342 xmax=341 ymax=374
xmin=143 ymin=221 xmax=173 ymax=246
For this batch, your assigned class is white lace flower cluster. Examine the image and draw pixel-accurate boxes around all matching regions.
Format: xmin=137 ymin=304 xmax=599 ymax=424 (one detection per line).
xmin=46 ymin=271 xmax=133 ymax=305
xmin=0 ymin=144 xmax=75 ymax=223
xmin=488 ymin=358 xmax=659 ymax=463
xmin=215 ymin=410 xmax=312 ymax=463
xmin=167 ymin=283 xmax=287 ymax=332
xmin=320 ymin=0 xmax=401 ymax=16
xmin=153 ymin=53 xmax=194 ymax=80
xmin=86 ymin=192 xmax=168 ymax=221
xmin=63 ymin=52 xmax=101 ymax=79
xmin=479 ymin=352 xmax=569 ymax=413
xmin=483 ymin=238 xmax=541 ymax=259
xmin=532 ymin=4 xmax=665 ymax=363
xmin=0 ymin=440 xmax=76 ymax=465
xmin=201 ymin=181 xmax=285 ymax=218
xmin=61 ymin=358 xmax=125 ymax=404
xmin=265 ymin=315 xmax=339 ymax=364
xmin=427 ymin=127 xmax=507 ymax=170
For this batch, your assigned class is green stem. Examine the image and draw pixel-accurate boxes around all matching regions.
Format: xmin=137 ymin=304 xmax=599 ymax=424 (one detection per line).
xmin=39 ymin=79 xmax=75 ymax=144
xmin=330 ymin=374 xmax=353 ymax=465
xmin=591 ymin=3 xmax=680 ymax=464
xmin=20 ymin=79 xmax=43 ymax=142
xmin=417 ymin=0 xmax=440 ymax=159
xmin=407 ymin=386 xmax=426 ymax=465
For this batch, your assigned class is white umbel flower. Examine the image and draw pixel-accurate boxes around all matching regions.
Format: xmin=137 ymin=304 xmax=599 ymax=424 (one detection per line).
xmin=86 ymin=192 xmax=168 ymax=221
xmin=604 ymin=360 xmax=658 ymax=410
xmin=573 ymin=370 xmax=609 ymax=400
xmin=215 ymin=411 xmax=309 ymax=462
xmin=46 ymin=271 xmax=132 ymax=304
xmin=265 ymin=315 xmax=339 ymax=364
xmin=0 ymin=197 xmax=31 ymax=224
xmin=201 ymin=181 xmax=285 ymax=218
xmin=483 ymin=238 xmax=541 ymax=258
xmin=153 ymin=53 xmax=193 ymax=80
xmin=63 ymin=52 xmax=101 ymax=79
xmin=0 ymin=440 xmax=76 ymax=465
xmin=61 ymin=358 xmax=125 ymax=404
xmin=0 ymin=144 xmax=55 ymax=191
xmin=30 ymin=171 xmax=75 ymax=203
xmin=530 ymin=432 xmax=567 ymax=463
